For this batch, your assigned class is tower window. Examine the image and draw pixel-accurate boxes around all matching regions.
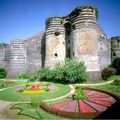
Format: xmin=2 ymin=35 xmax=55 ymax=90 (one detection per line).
xmin=54 ymin=31 xmax=60 ymax=36
xmin=54 ymin=53 xmax=58 ymax=57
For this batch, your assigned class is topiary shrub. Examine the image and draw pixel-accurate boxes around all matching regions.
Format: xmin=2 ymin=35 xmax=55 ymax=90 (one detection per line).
xmin=0 ymin=68 xmax=7 ymax=79
xmin=101 ymin=67 xmax=116 ymax=80
xmin=112 ymin=57 xmax=120 ymax=75
xmin=73 ymin=87 xmax=87 ymax=100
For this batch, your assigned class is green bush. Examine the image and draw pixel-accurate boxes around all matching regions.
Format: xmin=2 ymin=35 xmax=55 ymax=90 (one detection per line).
xmin=112 ymin=57 xmax=120 ymax=75
xmin=101 ymin=67 xmax=116 ymax=80
xmin=0 ymin=68 xmax=7 ymax=79
xmin=112 ymin=79 xmax=120 ymax=86
xmin=54 ymin=60 xmax=88 ymax=83
xmin=19 ymin=72 xmax=31 ymax=79
xmin=29 ymin=75 xmax=38 ymax=82
xmin=36 ymin=59 xmax=88 ymax=83
xmin=73 ymin=87 xmax=87 ymax=100
xmin=36 ymin=68 xmax=53 ymax=81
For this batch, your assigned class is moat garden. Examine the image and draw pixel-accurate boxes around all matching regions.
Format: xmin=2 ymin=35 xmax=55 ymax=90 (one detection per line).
xmin=0 ymin=58 xmax=120 ymax=119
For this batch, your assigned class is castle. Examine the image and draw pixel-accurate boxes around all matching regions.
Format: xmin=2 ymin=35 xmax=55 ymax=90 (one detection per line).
xmin=0 ymin=6 xmax=120 ymax=80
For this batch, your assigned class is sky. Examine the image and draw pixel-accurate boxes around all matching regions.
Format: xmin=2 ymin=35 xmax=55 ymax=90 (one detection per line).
xmin=0 ymin=0 xmax=120 ymax=43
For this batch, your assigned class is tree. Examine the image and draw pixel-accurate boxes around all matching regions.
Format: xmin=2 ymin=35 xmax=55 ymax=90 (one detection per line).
xmin=112 ymin=57 xmax=120 ymax=75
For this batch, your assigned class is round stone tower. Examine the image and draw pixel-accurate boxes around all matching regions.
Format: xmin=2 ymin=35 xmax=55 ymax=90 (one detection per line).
xmin=69 ymin=6 xmax=111 ymax=81
xmin=45 ymin=17 xmax=66 ymax=68
xmin=111 ymin=36 xmax=120 ymax=60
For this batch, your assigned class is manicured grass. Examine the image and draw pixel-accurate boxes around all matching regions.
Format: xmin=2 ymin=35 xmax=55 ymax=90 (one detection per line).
xmin=0 ymin=79 xmax=27 ymax=89
xmin=107 ymin=75 xmax=120 ymax=81
xmin=0 ymin=82 xmax=70 ymax=102
xmin=90 ymin=84 xmax=120 ymax=95
xmin=11 ymin=103 xmax=41 ymax=119
xmin=11 ymin=103 xmax=72 ymax=120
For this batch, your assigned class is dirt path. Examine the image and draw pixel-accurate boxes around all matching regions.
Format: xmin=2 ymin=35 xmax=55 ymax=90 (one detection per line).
xmin=0 ymin=100 xmax=18 ymax=120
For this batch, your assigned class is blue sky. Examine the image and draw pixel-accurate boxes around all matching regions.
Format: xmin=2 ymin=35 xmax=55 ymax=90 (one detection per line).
xmin=0 ymin=0 xmax=120 ymax=43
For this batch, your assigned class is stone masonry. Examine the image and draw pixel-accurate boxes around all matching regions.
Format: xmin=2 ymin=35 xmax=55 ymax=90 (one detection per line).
xmin=0 ymin=6 xmax=119 ymax=80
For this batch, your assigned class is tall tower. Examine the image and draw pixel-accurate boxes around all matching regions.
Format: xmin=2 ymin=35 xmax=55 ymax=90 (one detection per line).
xmin=9 ymin=40 xmax=27 ymax=77
xmin=111 ymin=36 xmax=120 ymax=60
xmin=45 ymin=17 xmax=66 ymax=68
xmin=70 ymin=6 xmax=111 ymax=81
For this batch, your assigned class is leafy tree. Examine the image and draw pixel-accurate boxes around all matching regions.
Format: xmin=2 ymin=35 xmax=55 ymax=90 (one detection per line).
xmin=0 ymin=68 xmax=7 ymax=79
xmin=112 ymin=57 xmax=120 ymax=75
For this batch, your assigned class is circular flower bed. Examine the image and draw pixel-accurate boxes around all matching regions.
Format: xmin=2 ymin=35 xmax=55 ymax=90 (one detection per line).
xmin=40 ymin=88 xmax=119 ymax=118
xmin=16 ymin=82 xmax=57 ymax=95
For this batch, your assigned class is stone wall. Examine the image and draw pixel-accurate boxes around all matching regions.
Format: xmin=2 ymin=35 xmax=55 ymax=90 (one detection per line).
xmin=24 ymin=32 xmax=44 ymax=73
xmin=111 ymin=36 xmax=120 ymax=60
xmin=98 ymin=36 xmax=111 ymax=70
xmin=0 ymin=32 xmax=44 ymax=78
xmin=0 ymin=48 xmax=5 ymax=68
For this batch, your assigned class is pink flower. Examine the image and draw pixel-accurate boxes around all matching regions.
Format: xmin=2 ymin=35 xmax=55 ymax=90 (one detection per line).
xmin=16 ymin=87 xmax=24 ymax=92
xmin=51 ymin=101 xmax=70 ymax=109
xmin=79 ymin=100 xmax=95 ymax=113
xmin=62 ymin=100 xmax=77 ymax=112
xmin=50 ymin=84 xmax=56 ymax=91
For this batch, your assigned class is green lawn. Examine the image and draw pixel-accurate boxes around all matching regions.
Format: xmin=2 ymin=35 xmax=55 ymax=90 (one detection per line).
xmin=90 ymin=84 xmax=120 ymax=95
xmin=2 ymin=76 xmax=120 ymax=119
xmin=0 ymin=79 xmax=28 ymax=89
xmin=107 ymin=75 xmax=120 ymax=81
xmin=11 ymin=103 xmax=72 ymax=120
xmin=0 ymin=82 xmax=70 ymax=102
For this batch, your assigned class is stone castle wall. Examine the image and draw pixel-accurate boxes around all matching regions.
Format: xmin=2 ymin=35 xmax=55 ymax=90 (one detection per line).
xmin=0 ymin=6 xmax=118 ymax=80
xmin=111 ymin=37 xmax=120 ymax=60
xmin=24 ymin=32 xmax=44 ymax=73
xmin=0 ymin=48 xmax=5 ymax=68
xmin=0 ymin=32 xmax=44 ymax=78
